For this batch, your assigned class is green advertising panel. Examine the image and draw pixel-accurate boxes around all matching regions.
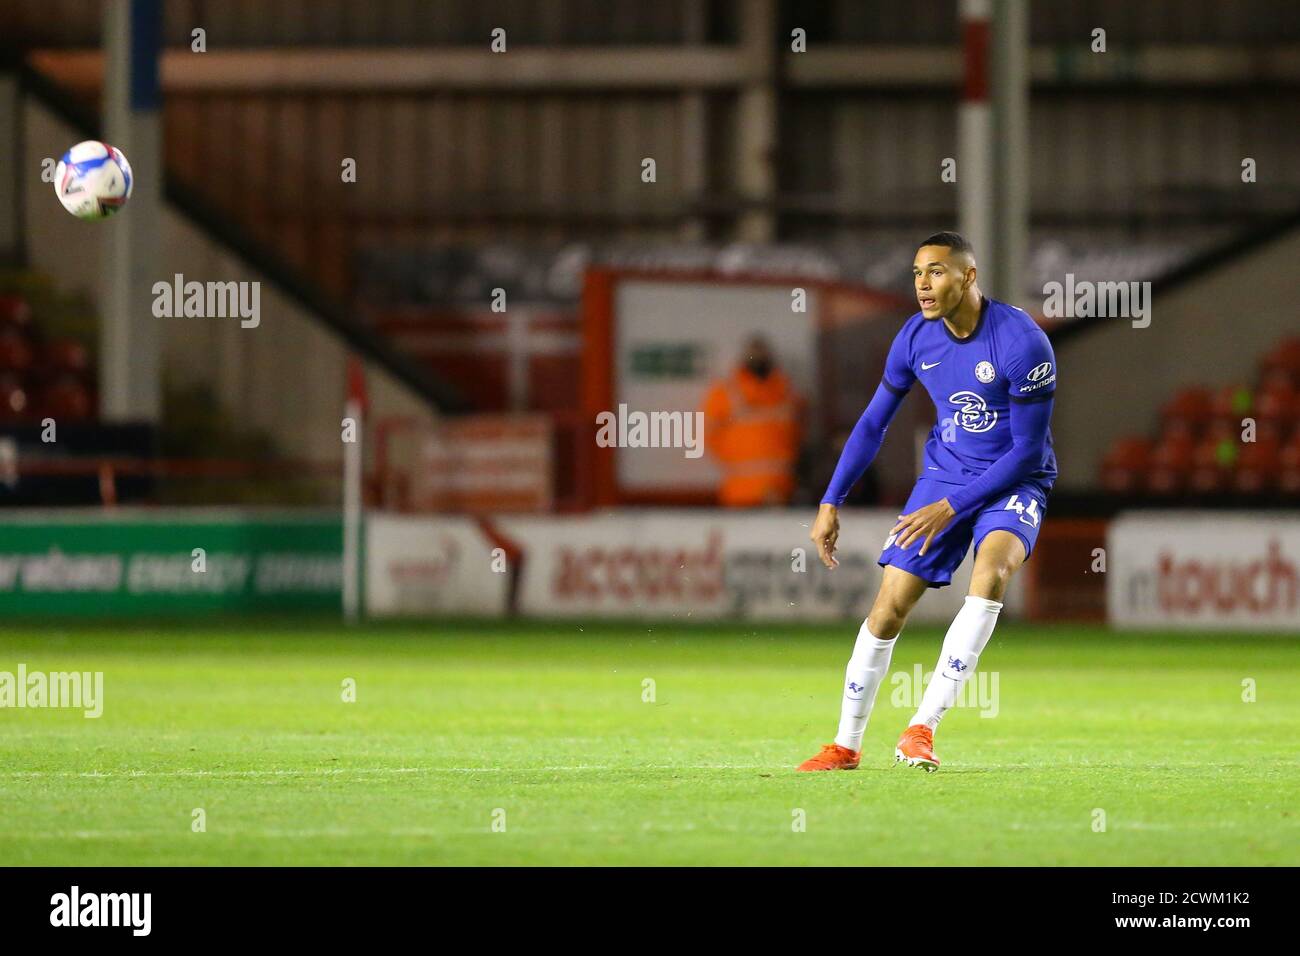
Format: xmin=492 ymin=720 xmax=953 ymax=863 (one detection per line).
xmin=0 ymin=511 xmax=343 ymax=614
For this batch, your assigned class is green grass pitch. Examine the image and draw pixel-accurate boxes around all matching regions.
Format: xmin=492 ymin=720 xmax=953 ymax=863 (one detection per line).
xmin=1 ymin=618 xmax=1296 ymax=866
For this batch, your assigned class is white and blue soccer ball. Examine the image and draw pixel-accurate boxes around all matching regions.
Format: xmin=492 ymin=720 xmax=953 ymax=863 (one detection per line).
xmin=54 ymin=141 xmax=133 ymax=220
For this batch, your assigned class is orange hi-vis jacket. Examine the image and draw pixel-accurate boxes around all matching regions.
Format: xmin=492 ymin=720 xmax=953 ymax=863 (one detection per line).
xmin=703 ymin=366 xmax=803 ymax=507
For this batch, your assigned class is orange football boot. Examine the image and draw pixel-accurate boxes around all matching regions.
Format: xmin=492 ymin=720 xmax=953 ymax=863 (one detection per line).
xmin=894 ymin=723 xmax=940 ymax=772
xmin=797 ymin=743 xmax=861 ymax=771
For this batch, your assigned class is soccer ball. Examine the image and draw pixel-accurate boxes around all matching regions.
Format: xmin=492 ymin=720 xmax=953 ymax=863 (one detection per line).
xmin=54 ymin=141 xmax=133 ymax=220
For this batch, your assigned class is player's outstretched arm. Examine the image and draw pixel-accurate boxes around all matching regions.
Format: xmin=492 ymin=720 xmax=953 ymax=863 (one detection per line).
xmin=820 ymin=381 xmax=906 ymax=508
xmin=810 ymin=502 xmax=841 ymax=568
xmin=812 ymin=380 xmax=907 ymax=568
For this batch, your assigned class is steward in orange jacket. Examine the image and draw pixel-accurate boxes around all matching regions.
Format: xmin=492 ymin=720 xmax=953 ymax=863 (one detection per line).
xmin=702 ymin=337 xmax=804 ymax=507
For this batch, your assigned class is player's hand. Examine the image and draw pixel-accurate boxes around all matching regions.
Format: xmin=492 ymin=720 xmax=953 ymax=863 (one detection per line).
xmin=810 ymin=503 xmax=840 ymax=569
xmin=891 ymin=498 xmax=956 ymax=557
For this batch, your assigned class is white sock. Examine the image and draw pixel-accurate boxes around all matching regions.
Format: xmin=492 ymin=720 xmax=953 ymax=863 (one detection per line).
xmin=909 ymin=595 xmax=1002 ymax=730
xmin=833 ymin=621 xmax=896 ymax=752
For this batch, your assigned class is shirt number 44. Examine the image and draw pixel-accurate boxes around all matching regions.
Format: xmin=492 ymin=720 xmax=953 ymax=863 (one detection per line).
xmin=1003 ymin=493 xmax=1041 ymax=527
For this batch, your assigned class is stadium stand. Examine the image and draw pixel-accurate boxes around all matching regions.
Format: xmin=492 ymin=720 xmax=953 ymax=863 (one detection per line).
xmin=1100 ymin=336 xmax=1300 ymax=498
xmin=0 ymin=286 xmax=95 ymax=425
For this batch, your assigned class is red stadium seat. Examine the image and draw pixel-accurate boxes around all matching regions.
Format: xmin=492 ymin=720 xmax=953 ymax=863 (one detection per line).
xmin=0 ymin=374 xmax=29 ymax=422
xmin=37 ymin=379 xmax=94 ymax=421
xmin=1252 ymin=381 xmax=1294 ymax=435
xmin=1280 ymin=436 xmax=1300 ymax=495
xmin=1100 ymin=436 xmax=1152 ymax=493
xmin=1258 ymin=365 xmax=1296 ymax=394
xmin=1232 ymin=435 xmax=1281 ymax=494
xmin=1208 ymin=383 xmax=1253 ymax=425
xmin=42 ymin=338 xmax=91 ymax=375
xmin=1188 ymin=437 xmax=1234 ymax=494
xmin=0 ymin=295 xmax=32 ymax=329
xmin=1260 ymin=336 xmax=1300 ymax=385
xmin=1202 ymin=418 xmax=1240 ymax=445
xmin=0 ymin=330 xmax=34 ymax=373
xmin=1159 ymin=386 xmax=1211 ymax=437
xmin=1132 ymin=338 xmax=1300 ymax=499
xmin=1157 ymin=415 xmax=1200 ymax=444
xmin=1146 ymin=433 xmax=1195 ymax=495
xmin=1229 ymin=419 xmax=1290 ymax=452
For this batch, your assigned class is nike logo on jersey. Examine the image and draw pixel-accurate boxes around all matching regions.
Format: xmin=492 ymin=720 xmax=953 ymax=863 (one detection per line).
xmin=921 ymin=361 xmax=942 ymax=370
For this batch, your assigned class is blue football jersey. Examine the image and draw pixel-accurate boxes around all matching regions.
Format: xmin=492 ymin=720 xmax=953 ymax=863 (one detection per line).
xmin=882 ymin=296 xmax=1058 ymax=486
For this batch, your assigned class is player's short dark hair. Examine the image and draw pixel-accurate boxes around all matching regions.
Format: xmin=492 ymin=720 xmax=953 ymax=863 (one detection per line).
xmin=917 ymin=231 xmax=974 ymax=255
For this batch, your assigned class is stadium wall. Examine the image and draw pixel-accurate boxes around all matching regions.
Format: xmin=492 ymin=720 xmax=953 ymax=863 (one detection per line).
xmin=1108 ymin=511 xmax=1300 ymax=631
xmin=1051 ymin=225 xmax=1300 ymax=489
xmin=365 ymin=509 xmax=1028 ymax=623
xmin=0 ymin=508 xmax=342 ymax=614
xmin=8 ymin=504 xmax=1295 ymax=630
xmin=368 ymin=509 xmax=1300 ymax=631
